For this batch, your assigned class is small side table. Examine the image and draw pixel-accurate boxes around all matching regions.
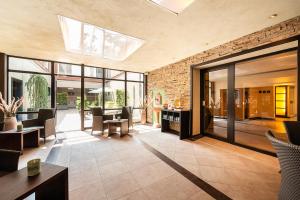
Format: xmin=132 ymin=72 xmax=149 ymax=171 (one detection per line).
xmin=104 ymin=119 xmax=129 ymax=137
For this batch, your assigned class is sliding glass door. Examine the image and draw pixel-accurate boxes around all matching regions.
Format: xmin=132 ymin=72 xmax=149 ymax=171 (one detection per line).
xmin=203 ymin=68 xmax=229 ymax=140
xmin=201 ymin=45 xmax=298 ymax=154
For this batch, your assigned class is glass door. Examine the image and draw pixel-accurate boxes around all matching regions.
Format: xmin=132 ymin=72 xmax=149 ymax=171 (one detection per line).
xmin=203 ymin=68 xmax=229 ymax=139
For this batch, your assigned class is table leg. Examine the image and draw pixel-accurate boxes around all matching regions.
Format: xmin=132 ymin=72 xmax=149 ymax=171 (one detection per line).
xmin=108 ymin=123 xmax=117 ymax=136
xmin=23 ymin=130 xmax=40 ymax=147
xmin=120 ymin=122 xmax=129 ymax=137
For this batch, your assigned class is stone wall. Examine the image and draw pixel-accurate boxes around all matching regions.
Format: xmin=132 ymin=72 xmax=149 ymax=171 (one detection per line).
xmin=147 ymin=16 xmax=300 ymax=123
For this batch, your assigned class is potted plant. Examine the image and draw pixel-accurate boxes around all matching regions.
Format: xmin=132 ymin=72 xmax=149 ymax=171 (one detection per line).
xmin=0 ymin=92 xmax=24 ymax=131
xmin=139 ymin=95 xmax=153 ymax=125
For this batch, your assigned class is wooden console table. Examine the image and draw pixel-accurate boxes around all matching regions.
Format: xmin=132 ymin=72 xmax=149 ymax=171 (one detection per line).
xmin=0 ymin=163 xmax=68 ymax=200
xmin=0 ymin=128 xmax=40 ymax=153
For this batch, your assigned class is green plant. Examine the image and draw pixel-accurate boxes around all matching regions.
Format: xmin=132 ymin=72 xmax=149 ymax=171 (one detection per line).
xmin=57 ymin=92 xmax=68 ymax=105
xmin=76 ymin=97 xmax=100 ymax=110
xmin=25 ymin=74 xmax=49 ymax=110
xmin=116 ymin=89 xmax=125 ymax=107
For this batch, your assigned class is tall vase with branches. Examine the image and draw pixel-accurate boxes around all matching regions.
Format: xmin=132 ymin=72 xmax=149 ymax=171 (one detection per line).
xmin=25 ymin=74 xmax=49 ymax=111
xmin=0 ymin=92 xmax=24 ymax=131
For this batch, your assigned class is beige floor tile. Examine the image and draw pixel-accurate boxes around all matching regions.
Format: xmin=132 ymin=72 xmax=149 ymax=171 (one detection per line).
xmin=102 ymin=172 xmax=141 ymax=200
xmin=70 ymin=180 xmax=107 ymax=200
xmin=99 ymin=160 xmax=129 ymax=179
xmin=116 ymin=190 xmax=150 ymax=200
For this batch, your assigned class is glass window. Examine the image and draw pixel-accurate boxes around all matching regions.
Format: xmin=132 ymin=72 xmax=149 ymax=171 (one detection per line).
xmin=204 ymin=69 xmax=228 ymax=139
xmin=56 ymin=76 xmax=81 ymax=132
xmin=104 ymin=80 xmax=125 ymax=109
xmin=8 ymin=72 xmax=51 ymax=112
xmin=84 ymin=66 xmax=103 ymax=78
xmin=127 ymin=72 xmax=143 ymax=81
xmin=84 ymin=78 xmax=103 ymax=110
xmin=9 ymin=57 xmax=51 ymax=73
xmin=127 ymin=82 xmax=144 ymax=108
xmin=105 ymin=69 xmax=125 ymax=80
xmin=234 ymin=50 xmax=297 ymax=152
xmin=132 ymin=109 xmax=141 ymax=122
xmin=54 ymin=63 xmax=81 ymax=76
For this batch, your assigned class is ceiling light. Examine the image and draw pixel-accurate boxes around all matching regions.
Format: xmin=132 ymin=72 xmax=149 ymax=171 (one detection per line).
xmin=269 ymin=14 xmax=278 ymax=18
xmin=149 ymin=0 xmax=195 ymax=14
xmin=58 ymin=16 xmax=144 ymax=61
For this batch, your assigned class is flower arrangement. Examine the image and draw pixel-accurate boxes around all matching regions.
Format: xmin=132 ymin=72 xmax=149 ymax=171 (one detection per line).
xmin=0 ymin=92 xmax=24 ymax=118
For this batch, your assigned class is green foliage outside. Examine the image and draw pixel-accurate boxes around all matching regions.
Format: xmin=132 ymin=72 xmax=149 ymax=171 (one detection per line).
xmin=25 ymin=74 xmax=49 ymax=110
xmin=57 ymin=92 xmax=68 ymax=105
xmin=116 ymin=89 xmax=125 ymax=107
xmin=76 ymin=97 xmax=100 ymax=110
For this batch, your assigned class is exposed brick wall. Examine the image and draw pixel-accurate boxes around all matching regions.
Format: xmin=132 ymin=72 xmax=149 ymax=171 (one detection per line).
xmin=147 ymin=16 xmax=300 ymax=123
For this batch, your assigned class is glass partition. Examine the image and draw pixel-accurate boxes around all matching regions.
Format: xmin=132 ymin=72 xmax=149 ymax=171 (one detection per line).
xmin=204 ymin=69 xmax=228 ymax=139
xmin=235 ymin=50 xmax=297 ymax=152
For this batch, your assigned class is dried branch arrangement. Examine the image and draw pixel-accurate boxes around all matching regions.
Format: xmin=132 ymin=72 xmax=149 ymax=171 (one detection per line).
xmin=0 ymin=92 xmax=24 ymax=117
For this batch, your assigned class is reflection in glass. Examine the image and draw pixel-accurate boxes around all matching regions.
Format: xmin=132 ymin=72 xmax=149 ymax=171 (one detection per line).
xmin=105 ymin=69 xmax=125 ymax=80
xmin=54 ymin=63 xmax=81 ymax=76
xmin=9 ymin=57 xmax=51 ymax=73
xmin=204 ymin=69 xmax=228 ymax=138
xmin=234 ymin=50 xmax=297 ymax=152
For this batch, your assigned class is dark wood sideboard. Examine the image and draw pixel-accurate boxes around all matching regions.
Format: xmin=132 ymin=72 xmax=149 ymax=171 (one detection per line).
xmin=0 ymin=163 xmax=68 ymax=200
xmin=161 ymin=109 xmax=190 ymax=139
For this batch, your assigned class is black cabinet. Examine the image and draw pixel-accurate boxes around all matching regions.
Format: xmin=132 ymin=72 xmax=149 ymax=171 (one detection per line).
xmin=161 ymin=109 xmax=190 ymax=139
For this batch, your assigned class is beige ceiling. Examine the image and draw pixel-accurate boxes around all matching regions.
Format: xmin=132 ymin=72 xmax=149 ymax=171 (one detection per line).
xmin=0 ymin=0 xmax=299 ymax=72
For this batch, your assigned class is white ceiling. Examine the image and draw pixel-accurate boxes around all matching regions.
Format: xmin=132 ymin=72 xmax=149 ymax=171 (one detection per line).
xmin=0 ymin=0 xmax=299 ymax=72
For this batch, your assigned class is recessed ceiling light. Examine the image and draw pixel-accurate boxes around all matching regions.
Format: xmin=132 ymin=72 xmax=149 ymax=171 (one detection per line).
xmin=269 ymin=14 xmax=278 ymax=18
xmin=58 ymin=16 xmax=144 ymax=61
xmin=149 ymin=0 xmax=195 ymax=15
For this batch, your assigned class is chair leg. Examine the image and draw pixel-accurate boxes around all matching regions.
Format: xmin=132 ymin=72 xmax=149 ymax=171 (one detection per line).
xmin=91 ymin=130 xmax=93 ymax=135
xmin=44 ymin=137 xmax=46 ymax=144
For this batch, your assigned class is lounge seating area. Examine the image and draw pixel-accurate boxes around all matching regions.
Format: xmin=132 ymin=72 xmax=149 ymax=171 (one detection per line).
xmin=0 ymin=1 xmax=300 ymax=200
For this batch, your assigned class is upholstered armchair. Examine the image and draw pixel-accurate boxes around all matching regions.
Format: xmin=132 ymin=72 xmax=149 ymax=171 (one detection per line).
xmin=115 ymin=107 xmax=133 ymax=128
xmin=0 ymin=149 xmax=20 ymax=177
xmin=91 ymin=107 xmax=113 ymax=135
xmin=266 ymin=131 xmax=300 ymax=200
xmin=22 ymin=109 xmax=56 ymax=142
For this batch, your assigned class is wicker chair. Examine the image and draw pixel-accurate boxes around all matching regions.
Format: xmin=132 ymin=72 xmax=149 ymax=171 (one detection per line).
xmin=266 ymin=131 xmax=300 ymax=200
xmin=91 ymin=107 xmax=113 ymax=135
xmin=22 ymin=109 xmax=56 ymax=143
xmin=284 ymin=121 xmax=300 ymax=145
xmin=115 ymin=107 xmax=133 ymax=129
xmin=0 ymin=149 xmax=20 ymax=177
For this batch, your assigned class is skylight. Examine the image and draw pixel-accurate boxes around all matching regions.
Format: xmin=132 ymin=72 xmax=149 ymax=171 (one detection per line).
xmin=58 ymin=16 xmax=144 ymax=61
xmin=150 ymin=0 xmax=195 ymax=14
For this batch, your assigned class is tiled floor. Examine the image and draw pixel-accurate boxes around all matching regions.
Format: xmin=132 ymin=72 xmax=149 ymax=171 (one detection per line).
xmin=20 ymin=125 xmax=281 ymax=200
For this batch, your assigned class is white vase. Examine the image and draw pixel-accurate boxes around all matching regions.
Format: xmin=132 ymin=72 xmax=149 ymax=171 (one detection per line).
xmin=3 ymin=117 xmax=17 ymax=131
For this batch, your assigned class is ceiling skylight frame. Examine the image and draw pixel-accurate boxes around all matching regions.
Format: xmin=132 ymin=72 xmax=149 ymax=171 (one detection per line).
xmin=148 ymin=0 xmax=195 ymax=15
xmin=58 ymin=15 xmax=145 ymax=61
